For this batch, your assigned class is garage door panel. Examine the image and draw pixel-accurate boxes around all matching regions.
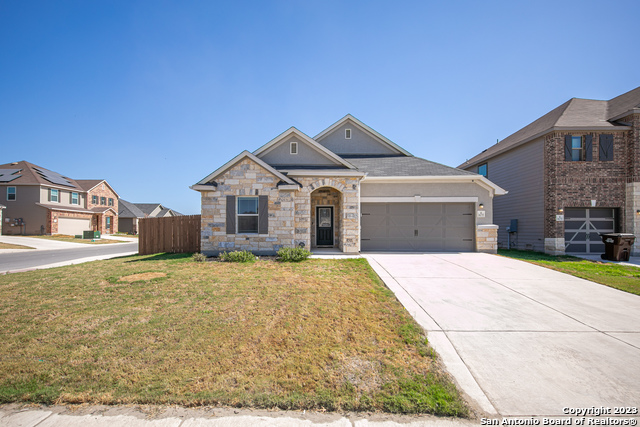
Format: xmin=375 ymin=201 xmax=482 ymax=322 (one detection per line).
xmin=564 ymin=208 xmax=616 ymax=254
xmin=361 ymin=202 xmax=474 ymax=252
xmin=58 ymin=217 xmax=92 ymax=235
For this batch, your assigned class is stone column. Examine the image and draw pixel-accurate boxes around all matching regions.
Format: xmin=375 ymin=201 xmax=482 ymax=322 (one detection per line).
xmin=476 ymin=224 xmax=498 ymax=254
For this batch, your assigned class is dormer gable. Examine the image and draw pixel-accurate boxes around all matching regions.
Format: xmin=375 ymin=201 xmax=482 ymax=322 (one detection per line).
xmin=253 ymin=127 xmax=355 ymax=169
xmin=314 ymin=114 xmax=412 ymax=157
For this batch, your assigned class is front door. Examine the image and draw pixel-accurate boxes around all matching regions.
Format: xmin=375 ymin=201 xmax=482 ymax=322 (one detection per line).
xmin=316 ymin=206 xmax=334 ymax=246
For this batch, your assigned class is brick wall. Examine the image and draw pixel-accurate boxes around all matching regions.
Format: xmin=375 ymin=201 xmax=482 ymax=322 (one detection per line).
xmin=87 ymin=183 xmax=119 ymax=234
xmin=544 ymin=131 xmax=629 ymax=239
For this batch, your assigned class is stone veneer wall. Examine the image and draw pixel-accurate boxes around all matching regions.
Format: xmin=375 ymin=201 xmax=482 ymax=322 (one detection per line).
xmin=200 ymin=158 xmax=362 ymax=255
xmin=310 ymin=188 xmax=342 ymax=249
xmin=476 ymin=224 xmax=498 ymax=254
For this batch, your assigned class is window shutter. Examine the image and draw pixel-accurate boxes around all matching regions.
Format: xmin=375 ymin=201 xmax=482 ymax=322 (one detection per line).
xmin=599 ymin=134 xmax=613 ymax=161
xmin=226 ymin=196 xmax=236 ymax=234
xmin=258 ymin=195 xmax=268 ymax=234
xmin=564 ymin=135 xmax=573 ymax=161
xmin=584 ymin=135 xmax=593 ymax=161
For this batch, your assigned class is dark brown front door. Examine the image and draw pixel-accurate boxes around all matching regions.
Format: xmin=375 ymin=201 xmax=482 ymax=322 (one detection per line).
xmin=316 ymin=206 xmax=334 ymax=246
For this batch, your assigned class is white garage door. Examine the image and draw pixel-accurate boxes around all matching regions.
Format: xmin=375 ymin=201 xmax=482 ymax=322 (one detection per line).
xmin=58 ymin=217 xmax=92 ymax=236
xmin=361 ymin=203 xmax=475 ymax=252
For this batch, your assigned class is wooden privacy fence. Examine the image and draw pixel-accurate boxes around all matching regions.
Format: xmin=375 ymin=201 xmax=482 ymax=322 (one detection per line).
xmin=139 ymin=215 xmax=201 ymax=255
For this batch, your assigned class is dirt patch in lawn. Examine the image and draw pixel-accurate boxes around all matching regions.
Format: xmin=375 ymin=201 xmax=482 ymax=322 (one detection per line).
xmin=118 ymin=272 xmax=167 ymax=282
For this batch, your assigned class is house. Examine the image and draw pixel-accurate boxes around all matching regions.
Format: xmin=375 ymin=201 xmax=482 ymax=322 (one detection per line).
xmin=118 ymin=199 xmax=182 ymax=234
xmin=0 ymin=161 xmax=119 ymax=236
xmin=459 ymin=86 xmax=640 ymax=256
xmin=191 ymin=115 xmax=506 ymax=256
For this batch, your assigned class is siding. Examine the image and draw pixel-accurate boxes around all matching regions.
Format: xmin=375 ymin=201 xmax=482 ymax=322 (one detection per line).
xmin=259 ymin=135 xmax=340 ymax=167
xmin=470 ymin=138 xmax=545 ymax=251
xmin=0 ymin=185 xmax=48 ymax=235
xmin=316 ymin=123 xmax=400 ymax=156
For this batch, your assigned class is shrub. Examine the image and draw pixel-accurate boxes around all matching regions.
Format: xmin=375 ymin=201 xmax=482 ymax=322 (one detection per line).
xmin=219 ymin=250 xmax=257 ymax=263
xmin=277 ymin=247 xmax=312 ymax=262
xmin=192 ymin=253 xmax=207 ymax=262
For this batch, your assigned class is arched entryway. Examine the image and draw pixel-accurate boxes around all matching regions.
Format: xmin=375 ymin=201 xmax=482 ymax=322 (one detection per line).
xmin=310 ymin=186 xmax=343 ymax=250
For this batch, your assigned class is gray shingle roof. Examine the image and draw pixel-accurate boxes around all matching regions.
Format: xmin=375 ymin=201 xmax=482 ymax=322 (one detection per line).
xmin=460 ymin=86 xmax=640 ymax=169
xmin=118 ymin=199 xmax=146 ymax=218
xmin=346 ymin=156 xmax=476 ymax=177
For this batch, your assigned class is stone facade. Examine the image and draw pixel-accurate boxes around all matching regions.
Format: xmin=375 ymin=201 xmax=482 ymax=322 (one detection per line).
xmin=200 ymin=158 xmax=362 ymax=255
xmin=476 ymin=224 xmax=498 ymax=254
xmin=543 ymin=130 xmax=634 ymax=254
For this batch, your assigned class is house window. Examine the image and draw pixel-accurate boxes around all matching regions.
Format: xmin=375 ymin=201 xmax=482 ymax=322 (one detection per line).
xmin=7 ymin=186 xmax=16 ymax=201
xmin=290 ymin=141 xmax=298 ymax=155
xmin=92 ymin=195 xmax=98 ymax=204
xmin=100 ymin=197 xmax=106 ymax=205
xmin=571 ymin=136 xmax=584 ymax=161
xmin=50 ymin=189 xmax=59 ymax=203
xmin=71 ymin=192 xmax=79 ymax=205
xmin=345 ymin=128 xmax=351 ymax=139
xmin=237 ymin=196 xmax=259 ymax=234
xmin=108 ymin=198 xmax=114 ymax=206
xmin=478 ymin=163 xmax=488 ymax=177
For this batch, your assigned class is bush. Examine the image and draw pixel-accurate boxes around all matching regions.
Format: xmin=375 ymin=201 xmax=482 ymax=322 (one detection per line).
xmin=277 ymin=247 xmax=312 ymax=262
xmin=192 ymin=253 xmax=207 ymax=262
xmin=219 ymin=250 xmax=257 ymax=263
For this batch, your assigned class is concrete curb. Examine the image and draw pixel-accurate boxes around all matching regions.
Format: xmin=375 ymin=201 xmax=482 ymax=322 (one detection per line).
xmin=0 ymin=251 xmax=138 ymax=274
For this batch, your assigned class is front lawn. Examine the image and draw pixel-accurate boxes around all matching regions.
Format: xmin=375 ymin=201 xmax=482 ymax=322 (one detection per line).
xmin=0 ymin=254 xmax=467 ymax=416
xmin=498 ymin=249 xmax=640 ymax=296
xmin=29 ymin=235 xmax=125 ymax=244
xmin=0 ymin=243 xmax=34 ymax=250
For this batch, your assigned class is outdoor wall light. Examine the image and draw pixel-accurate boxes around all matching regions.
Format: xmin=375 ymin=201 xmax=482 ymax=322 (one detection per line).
xmin=558 ymin=208 xmax=564 ymax=213
xmin=479 ymin=203 xmax=484 ymax=209
xmin=636 ymin=210 xmax=640 ymax=215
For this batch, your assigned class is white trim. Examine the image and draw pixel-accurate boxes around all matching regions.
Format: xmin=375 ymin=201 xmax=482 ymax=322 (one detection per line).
xmin=361 ymin=196 xmax=479 ymax=203
xmin=290 ymin=141 xmax=298 ymax=155
xmin=190 ymin=184 xmax=218 ymax=191
xmin=345 ymin=128 xmax=351 ymax=139
xmin=283 ymin=170 xmax=367 ymax=177
xmin=361 ymin=175 xmax=507 ymax=196
xmin=194 ymin=150 xmax=297 ymax=186
xmin=252 ymin=127 xmax=355 ymax=169
xmin=313 ymin=114 xmax=412 ymax=156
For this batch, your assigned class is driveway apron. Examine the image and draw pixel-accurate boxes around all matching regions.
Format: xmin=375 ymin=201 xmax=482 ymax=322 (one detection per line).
xmin=364 ymin=253 xmax=640 ymax=417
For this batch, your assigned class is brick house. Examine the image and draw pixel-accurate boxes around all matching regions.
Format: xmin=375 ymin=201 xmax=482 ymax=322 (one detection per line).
xmin=0 ymin=161 xmax=118 ymax=235
xmin=192 ymin=115 xmax=506 ymax=256
xmin=459 ymin=86 xmax=640 ymax=255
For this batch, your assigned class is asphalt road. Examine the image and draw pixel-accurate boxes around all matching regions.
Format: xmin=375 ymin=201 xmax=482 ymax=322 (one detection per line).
xmin=0 ymin=242 xmax=138 ymax=273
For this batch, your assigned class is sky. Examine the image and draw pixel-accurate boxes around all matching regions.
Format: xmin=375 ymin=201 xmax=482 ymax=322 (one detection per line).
xmin=1 ymin=0 xmax=638 ymax=215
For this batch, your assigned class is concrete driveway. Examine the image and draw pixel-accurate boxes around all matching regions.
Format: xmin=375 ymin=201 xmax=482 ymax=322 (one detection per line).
xmin=364 ymin=253 xmax=640 ymax=417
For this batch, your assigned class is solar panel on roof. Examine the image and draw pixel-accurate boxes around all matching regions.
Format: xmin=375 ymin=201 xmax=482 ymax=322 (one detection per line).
xmin=0 ymin=169 xmax=22 ymax=182
xmin=33 ymin=167 xmax=76 ymax=187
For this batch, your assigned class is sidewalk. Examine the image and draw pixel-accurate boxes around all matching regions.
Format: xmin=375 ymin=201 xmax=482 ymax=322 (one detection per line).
xmin=0 ymin=404 xmax=475 ymax=427
xmin=0 ymin=235 xmax=89 ymax=251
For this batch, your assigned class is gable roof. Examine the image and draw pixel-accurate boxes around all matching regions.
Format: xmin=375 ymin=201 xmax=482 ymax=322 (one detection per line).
xmin=314 ymin=114 xmax=412 ymax=157
xmin=193 ymin=150 xmax=298 ymax=187
xmin=119 ymin=199 xmax=146 ymax=218
xmin=460 ymin=86 xmax=640 ymax=169
xmin=253 ymin=127 xmax=355 ymax=169
xmin=348 ymin=156 xmax=478 ymax=177
xmin=75 ymin=179 xmax=120 ymax=198
xmin=0 ymin=160 xmax=82 ymax=189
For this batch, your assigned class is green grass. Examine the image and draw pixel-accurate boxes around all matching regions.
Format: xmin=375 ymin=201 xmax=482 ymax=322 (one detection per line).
xmin=0 ymin=254 xmax=468 ymax=416
xmin=498 ymin=249 xmax=640 ymax=296
xmin=28 ymin=235 xmax=125 ymax=244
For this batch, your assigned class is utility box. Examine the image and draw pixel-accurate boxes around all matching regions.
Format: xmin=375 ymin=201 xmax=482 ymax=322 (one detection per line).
xmin=509 ymin=219 xmax=518 ymax=233
xmin=600 ymin=233 xmax=635 ymax=262
xmin=83 ymin=230 xmax=101 ymax=239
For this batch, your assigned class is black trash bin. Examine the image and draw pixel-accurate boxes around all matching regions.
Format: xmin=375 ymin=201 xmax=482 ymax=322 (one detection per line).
xmin=600 ymin=233 xmax=636 ymax=261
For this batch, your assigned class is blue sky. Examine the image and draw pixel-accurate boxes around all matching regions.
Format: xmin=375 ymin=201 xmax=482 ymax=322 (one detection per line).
xmin=1 ymin=0 xmax=638 ymax=215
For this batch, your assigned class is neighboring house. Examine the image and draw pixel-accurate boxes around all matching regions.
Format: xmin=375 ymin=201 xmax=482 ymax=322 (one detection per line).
xmin=192 ymin=115 xmax=506 ymax=256
xmin=0 ymin=161 xmax=119 ymax=235
xmin=459 ymin=86 xmax=640 ymax=256
xmin=118 ymin=200 xmax=182 ymax=234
